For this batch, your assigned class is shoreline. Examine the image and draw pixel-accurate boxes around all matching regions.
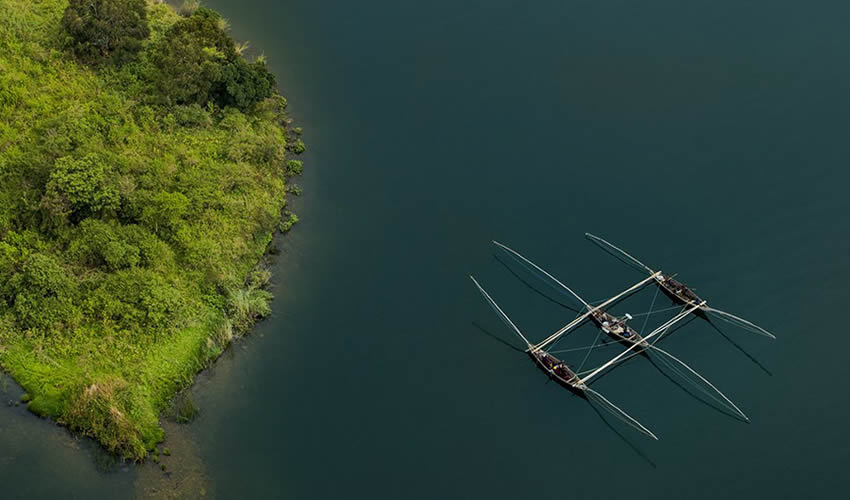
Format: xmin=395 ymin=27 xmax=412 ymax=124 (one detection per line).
xmin=0 ymin=0 xmax=305 ymax=461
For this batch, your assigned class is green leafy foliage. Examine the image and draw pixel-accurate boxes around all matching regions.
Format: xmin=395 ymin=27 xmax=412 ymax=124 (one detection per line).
xmin=62 ymin=0 xmax=150 ymax=66
xmin=0 ymin=0 xmax=304 ymax=459
xmin=280 ymin=211 xmax=299 ymax=233
xmin=44 ymin=153 xmax=120 ymax=222
xmin=147 ymin=8 xmax=275 ymax=111
xmin=2 ymin=253 xmax=77 ymax=331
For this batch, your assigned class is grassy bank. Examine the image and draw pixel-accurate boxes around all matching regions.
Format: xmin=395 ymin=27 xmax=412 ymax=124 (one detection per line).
xmin=0 ymin=0 xmax=302 ymax=459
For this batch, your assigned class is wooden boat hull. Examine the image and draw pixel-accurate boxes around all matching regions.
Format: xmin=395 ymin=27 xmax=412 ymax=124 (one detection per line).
xmin=527 ymin=351 xmax=585 ymax=395
xmin=589 ymin=311 xmax=648 ymax=348
xmin=656 ymin=279 xmax=709 ymax=320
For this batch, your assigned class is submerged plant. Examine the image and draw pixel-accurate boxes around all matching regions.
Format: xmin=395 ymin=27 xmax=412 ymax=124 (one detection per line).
xmin=171 ymin=393 xmax=199 ymax=424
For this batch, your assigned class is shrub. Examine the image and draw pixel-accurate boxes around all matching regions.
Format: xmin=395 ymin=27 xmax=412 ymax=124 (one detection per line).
xmin=215 ymin=58 xmax=276 ymax=111
xmin=86 ymin=268 xmax=184 ymax=332
xmin=285 ymin=160 xmax=303 ymax=176
xmin=6 ymin=253 xmax=74 ymax=300
xmin=280 ymin=211 xmax=298 ymax=233
xmin=62 ymin=0 xmax=150 ymax=66
xmin=228 ymin=287 xmax=272 ymax=332
xmin=68 ymin=219 xmax=169 ymax=271
xmin=1 ymin=254 xmax=78 ymax=330
xmin=44 ymin=153 xmax=120 ymax=222
xmin=287 ymin=139 xmax=306 ymax=154
xmin=172 ymin=104 xmax=213 ymax=128
xmin=131 ymin=190 xmax=190 ymax=240
xmin=147 ymin=8 xmax=275 ymax=111
xmin=248 ymin=268 xmax=271 ymax=289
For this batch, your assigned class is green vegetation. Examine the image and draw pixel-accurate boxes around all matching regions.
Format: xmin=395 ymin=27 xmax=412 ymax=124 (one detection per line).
xmin=62 ymin=0 xmax=150 ymax=66
xmin=0 ymin=0 xmax=302 ymax=459
xmin=280 ymin=212 xmax=299 ymax=233
xmin=149 ymin=7 xmax=275 ymax=111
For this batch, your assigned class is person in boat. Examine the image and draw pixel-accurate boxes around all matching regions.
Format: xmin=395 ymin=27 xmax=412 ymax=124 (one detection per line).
xmin=554 ymin=363 xmax=568 ymax=378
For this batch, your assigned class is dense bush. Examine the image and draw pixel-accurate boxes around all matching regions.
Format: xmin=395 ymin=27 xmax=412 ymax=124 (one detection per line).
xmin=147 ymin=8 xmax=275 ymax=111
xmin=1 ymin=253 xmax=77 ymax=331
xmin=43 ymin=153 xmax=120 ymax=223
xmin=61 ymin=0 xmax=150 ymax=65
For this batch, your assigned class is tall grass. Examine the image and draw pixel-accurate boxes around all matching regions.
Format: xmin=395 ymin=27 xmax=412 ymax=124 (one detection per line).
xmin=228 ymin=286 xmax=273 ymax=333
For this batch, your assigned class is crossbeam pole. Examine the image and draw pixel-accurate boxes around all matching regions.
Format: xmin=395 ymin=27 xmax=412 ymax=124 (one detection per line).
xmin=578 ymin=300 xmax=705 ymax=385
xmin=532 ymin=272 xmax=662 ymax=352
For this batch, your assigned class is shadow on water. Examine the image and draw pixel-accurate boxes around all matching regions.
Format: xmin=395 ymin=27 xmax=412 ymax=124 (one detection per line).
xmin=588 ymin=318 xmax=697 ymax=386
xmin=585 ymin=236 xmax=651 ymax=277
xmin=596 ymin=316 xmax=694 ymax=382
xmin=704 ymin=319 xmax=773 ymax=376
xmin=645 ymin=355 xmax=749 ymax=424
xmin=471 ymin=322 xmax=525 ymax=352
xmin=472 ymin=321 xmax=657 ymax=467
xmin=587 ymin=316 xmax=750 ymax=423
xmin=585 ymin=398 xmax=658 ymax=469
xmin=492 ymin=255 xmax=583 ymax=314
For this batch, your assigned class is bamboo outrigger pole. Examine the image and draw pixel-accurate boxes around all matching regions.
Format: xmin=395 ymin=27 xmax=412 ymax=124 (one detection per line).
xmin=585 ymin=232 xmax=777 ymax=340
xmin=579 ymin=301 xmax=706 ymax=385
xmin=469 ymin=276 xmax=532 ymax=349
xmin=531 ymin=271 xmax=662 ymax=352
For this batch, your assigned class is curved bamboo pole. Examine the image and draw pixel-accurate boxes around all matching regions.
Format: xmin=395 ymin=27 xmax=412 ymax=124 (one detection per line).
xmin=533 ymin=272 xmax=662 ymax=352
xmin=492 ymin=240 xmax=590 ymax=308
xmin=579 ymin=301 xmax=705 ymax=385
xmin=470 ymin=276 xmax=532 ymax=348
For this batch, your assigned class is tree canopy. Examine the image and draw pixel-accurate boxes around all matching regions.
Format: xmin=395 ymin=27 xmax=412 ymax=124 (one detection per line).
xmin=61 ymin=0 xmax=150 ymax=65
xmin=148 ymin=8 xmax=275 ymax=111
xmin=43 ymin=153 xmax=120 ymax=223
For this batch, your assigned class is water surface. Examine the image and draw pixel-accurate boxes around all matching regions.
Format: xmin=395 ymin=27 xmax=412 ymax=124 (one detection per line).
xmin=3 ymin=0 xmax=850 ymax=498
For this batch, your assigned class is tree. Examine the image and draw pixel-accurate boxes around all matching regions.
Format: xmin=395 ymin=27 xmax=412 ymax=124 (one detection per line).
xmin=216 ymin=58 xmax=276 ymax=111
xmin=43 ymin=153 xmax=120 ymax=223
xmin=62 ymin=0 xmax=150 ymax=65
xmin=2 ymin=253 xmax=77 ymax=331
xmin=148 ymin=8 xmax=275 ymax=111
xmin=132 ymin=190 xmax=190 ymax=240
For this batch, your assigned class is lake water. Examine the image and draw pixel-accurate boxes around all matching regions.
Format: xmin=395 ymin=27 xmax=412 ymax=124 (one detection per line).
xmin=3 ymin=0 xmax=850 ymax=497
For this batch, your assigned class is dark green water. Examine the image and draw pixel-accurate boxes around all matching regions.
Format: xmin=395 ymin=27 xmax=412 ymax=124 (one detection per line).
xmin=3 ymin=0 xmax=850 ymax=497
